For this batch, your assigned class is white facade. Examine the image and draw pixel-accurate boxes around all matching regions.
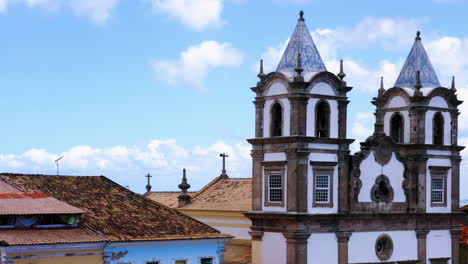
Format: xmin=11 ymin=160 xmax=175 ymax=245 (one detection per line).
xmin=261 ymin=232 xmax=286 ymax=264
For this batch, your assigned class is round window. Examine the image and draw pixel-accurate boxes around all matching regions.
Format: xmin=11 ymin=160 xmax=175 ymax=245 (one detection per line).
xmin=375 ymin=234 xmax=393 ymax=261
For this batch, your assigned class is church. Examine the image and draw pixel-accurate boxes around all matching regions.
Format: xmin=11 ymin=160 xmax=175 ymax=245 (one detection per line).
xmin=245 ymin=11 xmax=465 ymax=264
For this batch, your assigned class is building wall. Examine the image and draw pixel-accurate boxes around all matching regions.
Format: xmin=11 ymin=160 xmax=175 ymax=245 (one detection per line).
xmin=261 ymin=232 xmax=286 ymax=264
xmin=106 ymin=241 xmax=226 ymax=264
xmin=383 ymin=110 xmax=410 ymax=144
xmin=308 ymin=149 xmax=339 ymax=214
xmin=426 ymin=157 xmax=452 ymax=213
xmin=348 ymin=231 xmax=418 ymax=263
xmin=263 ymin=98 xmax=290 ymax=138
xmin=427 ymin=230 xmax=452 ymax=264
xmin=307 ymin=233 xmax=337 ymax=264
xmin=8 ymin=249 xmax=103 ymax=264
xmin=307 ymin=97 xmax=338 ymax=138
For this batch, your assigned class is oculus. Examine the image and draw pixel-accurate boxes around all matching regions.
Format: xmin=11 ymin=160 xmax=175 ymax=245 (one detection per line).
xmin=375 ymin=234 xmax=394 ymax=261
xmin=371 ymin=175 xmax=394 ymax=203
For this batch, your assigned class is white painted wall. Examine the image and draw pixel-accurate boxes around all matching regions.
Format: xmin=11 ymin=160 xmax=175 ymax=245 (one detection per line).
xmin=427 ymin=230 xmax=452 ymax=264
xmin=309 ymin=82 xmax=335 ymax=96
xmin=386 ymin=96 xmax=407 ymax=108
xmin=262 ymin=166 xmax=287 ymax=212
xmin=358 ymin=152 xmax=406 ymax=203
xmin=309 ymin=143 xmax=339 ymax=150
xmin=429 ymin=96 xmax=449 ymax=108
xmin=308 ymin=233 xmax=338 ymax=264
xmin=383 ymin=110 xmax=410 ymax=144
xmin=348 ymin=231 xmax=418 ymax=263
xmin=265 ymin=80 xmax=288 ymax=96
xmin=425 ymin=110 xmax=451 ymax=145
xmin=426 ymin=158 xmax=452 ymax=213
xmin=307 ymin=98 xmax=338 ymax=138
xmin=264 ymin=152 xmax=286 ymax=161
xmin=261 ymin=232 xmax=286 ymax=264
xmin=308 ymin=164 xmax=338 ymax=214
xmin=264 ymin=98 xmax=291 ymax=138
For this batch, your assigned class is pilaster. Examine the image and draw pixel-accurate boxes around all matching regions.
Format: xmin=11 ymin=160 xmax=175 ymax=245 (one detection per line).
xmin=336 ymin=232 xmax=352 ymax=264
xmin=451 ymin=156 xmax=461 ymax=212
xmin=416 ymin=157 xmax=428 ymax=212
xmin=409 ymin=107 xmax=426 ymax=144
xmin=287 ymin=150 xmax=309 ymax=212
xmin=450 ymin=229 xmax=462 ymax=264
xmin=338 ymin=150 xmax=350 ymax=213
xmin=252 ymin=151 xmax=264 ymax=211
xmin=416 ymin=229 xmax=429 ymax=264
xmin=283 ymin=232 xmax=311 ymax=264
xmin=254 ymin=100 xmax=265 ymax=138
xmin=289 ymin=96 xmax=308 ymax=136
xmin=338 ymin=100 xmax=349 ymax=138
xmin=450 ymin=110 xmax=459 ymax=146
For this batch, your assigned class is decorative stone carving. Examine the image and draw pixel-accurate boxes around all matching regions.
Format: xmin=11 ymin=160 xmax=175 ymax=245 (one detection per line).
xmin=373 ymin=136 xmax=394 ymax=166
xmin=371 ymin=175 xmax=394 ymax=203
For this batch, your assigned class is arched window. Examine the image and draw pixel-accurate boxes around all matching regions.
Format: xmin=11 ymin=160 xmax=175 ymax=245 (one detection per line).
xmin=316 ymin=100 xmax=330 ymax=138
xmin=433 ymin=112 xmax=444 ymax=145
xmin=390 ymin=113 xmax=404 ymax=143
xmin=270 ymin=102 xmax=283 ymax=137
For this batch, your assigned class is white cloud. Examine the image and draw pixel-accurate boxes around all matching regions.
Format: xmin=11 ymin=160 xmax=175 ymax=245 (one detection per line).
xmin=153 ymin=40 xmax=244 ymax=91
xmin=0 ymin=139 xmax=252 ymax=193
xmin=149 ymin=0 xmax=223 ymax=31
xmin=0 ymin=0 xmax=6 ymax=12
xmin=70 ymin=0 xmax=119 ymax=24
xmin=349 ymin=112 xmax=374 ymax=153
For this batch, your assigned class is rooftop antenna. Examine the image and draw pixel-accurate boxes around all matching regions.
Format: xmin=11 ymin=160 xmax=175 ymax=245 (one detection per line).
xmin=54 ymin=156 xmax=64 ymax=176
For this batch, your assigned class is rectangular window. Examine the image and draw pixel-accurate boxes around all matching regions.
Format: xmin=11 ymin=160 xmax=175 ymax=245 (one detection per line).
xmin=268 ymin=174 xmax=283 ymax=203
xmin=431 ymin=177 xmax=444 ymax=204
xmin=175 ymin=261 xmax=187 ymax=264
xmin=146 ymin=261 xmax=160 ymax=264
xmin=315 ymin=174 xmax=330 ymax=203
xmin=200 ymin=258 xmax=214 ymax=264
xmin=429 ymin=166 xmax=449 ymax=207
xmin=311 ymin=164 xmax=335 ymax=208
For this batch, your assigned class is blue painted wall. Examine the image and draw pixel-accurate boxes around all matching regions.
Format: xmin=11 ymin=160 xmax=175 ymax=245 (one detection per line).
xmin=107 ymin=242 xmax=224 ymax=264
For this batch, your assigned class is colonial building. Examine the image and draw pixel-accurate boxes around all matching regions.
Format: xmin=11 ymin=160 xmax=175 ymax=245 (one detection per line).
xmin=0 ymin=173 xmax=231 ymax=264
xmin=245 ymin=11 xmax=465 ymax=264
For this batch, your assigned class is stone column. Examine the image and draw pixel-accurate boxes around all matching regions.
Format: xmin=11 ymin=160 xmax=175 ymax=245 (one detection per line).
xmin=451 ymin=156 xmax=461 ymax=212
xmin=451 ymin=229 xmax=462 ymax=264
xmin=336 ymin=232 xmax=352 ymax=264
xmin=416 ymin=157 xmax=428 ymax=213
xmin=338 ymin=100 xmax=349 ymax=138
xmin=289 ymin=96 xmax=308 ymax=136
xmin=450 ymin=110 xmax=459 ymax=146
xmin=416 ymin=230 xmax=429 ymax=264
xmin=287 ymin=151 xmax=309 ymax=212
xmin=338 ymin=151 xmax=350 ymax=213
xmin=283 ymin=232 xmax=311 ymax=264
xmin=249 ymin=231 xmax=264 ymax=264
xmin=251 ymin=151 xmax=264 ymax=211
xmin=254 ymin=100 xmax=265 ymax=138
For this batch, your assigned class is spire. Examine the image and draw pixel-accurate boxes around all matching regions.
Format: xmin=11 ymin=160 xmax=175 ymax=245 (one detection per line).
xmin=394 ymin=31 xmax=441 ymax=88
xmin=178 ymin=168 xmax=191 ymax=207
xmin=337 ymin=59 xmax=346 ymax=80
xmin=145 ymin=173 xmax=152 ymax=193
xmin=276 ymin=11 xmax=327 ymax=74
xmin=257 ymin=59 xmax=265 ymax=79
xmin=451 ymin=76 xmax=457 ymax=92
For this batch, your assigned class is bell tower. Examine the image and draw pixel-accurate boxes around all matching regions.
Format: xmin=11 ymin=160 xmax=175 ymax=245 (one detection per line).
xmin=246 ymin=11 xmax=354 ymax=264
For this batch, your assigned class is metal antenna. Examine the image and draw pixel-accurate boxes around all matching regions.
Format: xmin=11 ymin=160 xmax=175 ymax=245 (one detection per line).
xmin=54 ymin=156 xmax=64 ymax=176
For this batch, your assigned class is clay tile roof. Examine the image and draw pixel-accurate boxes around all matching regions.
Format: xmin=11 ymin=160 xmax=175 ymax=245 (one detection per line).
xmin=0 ymin=174 xmax=230 ymax=242
xmin=0 ymin=227 xmax=107 ymax=246
xmin=0 ymin=180 xmax=85 ymax=215
xmin=145 ymin=191 xmax=197 ymax=208
xmin=180 ymin=177 xmax=252 ymax=212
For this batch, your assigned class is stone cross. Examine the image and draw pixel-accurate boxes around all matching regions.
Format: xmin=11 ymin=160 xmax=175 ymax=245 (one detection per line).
xmin=219 ymin=153 xmax=229 ymax=178
xmin=145 ymin=173 xmax=152 ymax=193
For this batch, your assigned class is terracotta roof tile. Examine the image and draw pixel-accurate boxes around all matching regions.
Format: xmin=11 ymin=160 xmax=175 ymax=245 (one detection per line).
xmin=181 ymin=177 xmax=252 ymax=212
xmin=0 ymin=174 xmax=230 ymax=242
xmin=0 ymin=227 xmax=106 ymax=246
xmin=145 ymin=191 xmax=197 ymax=208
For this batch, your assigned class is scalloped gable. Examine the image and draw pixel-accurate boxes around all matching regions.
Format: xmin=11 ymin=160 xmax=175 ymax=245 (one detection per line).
xmin=276 ymin=13 xmax=326 ymax=74
xmin=394 ymin=32 xmax=441 ymax=88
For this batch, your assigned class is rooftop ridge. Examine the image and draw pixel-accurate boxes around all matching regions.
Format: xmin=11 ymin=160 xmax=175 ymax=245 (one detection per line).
xmin=276 ymin=11 xmax=326 ymax=74
xmin=394 ymin=31 xmax=441 ymax=88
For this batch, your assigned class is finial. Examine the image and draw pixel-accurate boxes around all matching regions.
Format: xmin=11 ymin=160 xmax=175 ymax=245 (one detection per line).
xmin=451 ymin=76 xmax=456 ymax=92
xmin=415 ymin=70 xmax=422 ymax=89
xmin=178 ymin=168 xmax=191 ymax=207
xmin=295 ymin=53 xmax=304 ymax=76
xmin=299 ymin=10 xmax=304 ymax=22
xmin=257 ymin=59 xmax=265 ymax=79
xmin=337 ymin=59 xmax=346 ymax=80
xmin=378 ymin=76 xmax=385 ymax=96
xmin=416 ymin=31 xmax=421 ymax=41
xmin=145 ymin=173 xmax=152 ymax=193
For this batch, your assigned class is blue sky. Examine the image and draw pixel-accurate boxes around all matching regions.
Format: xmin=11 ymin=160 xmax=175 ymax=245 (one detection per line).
xmin=0 ymin=0 xmax=467 ymax=202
